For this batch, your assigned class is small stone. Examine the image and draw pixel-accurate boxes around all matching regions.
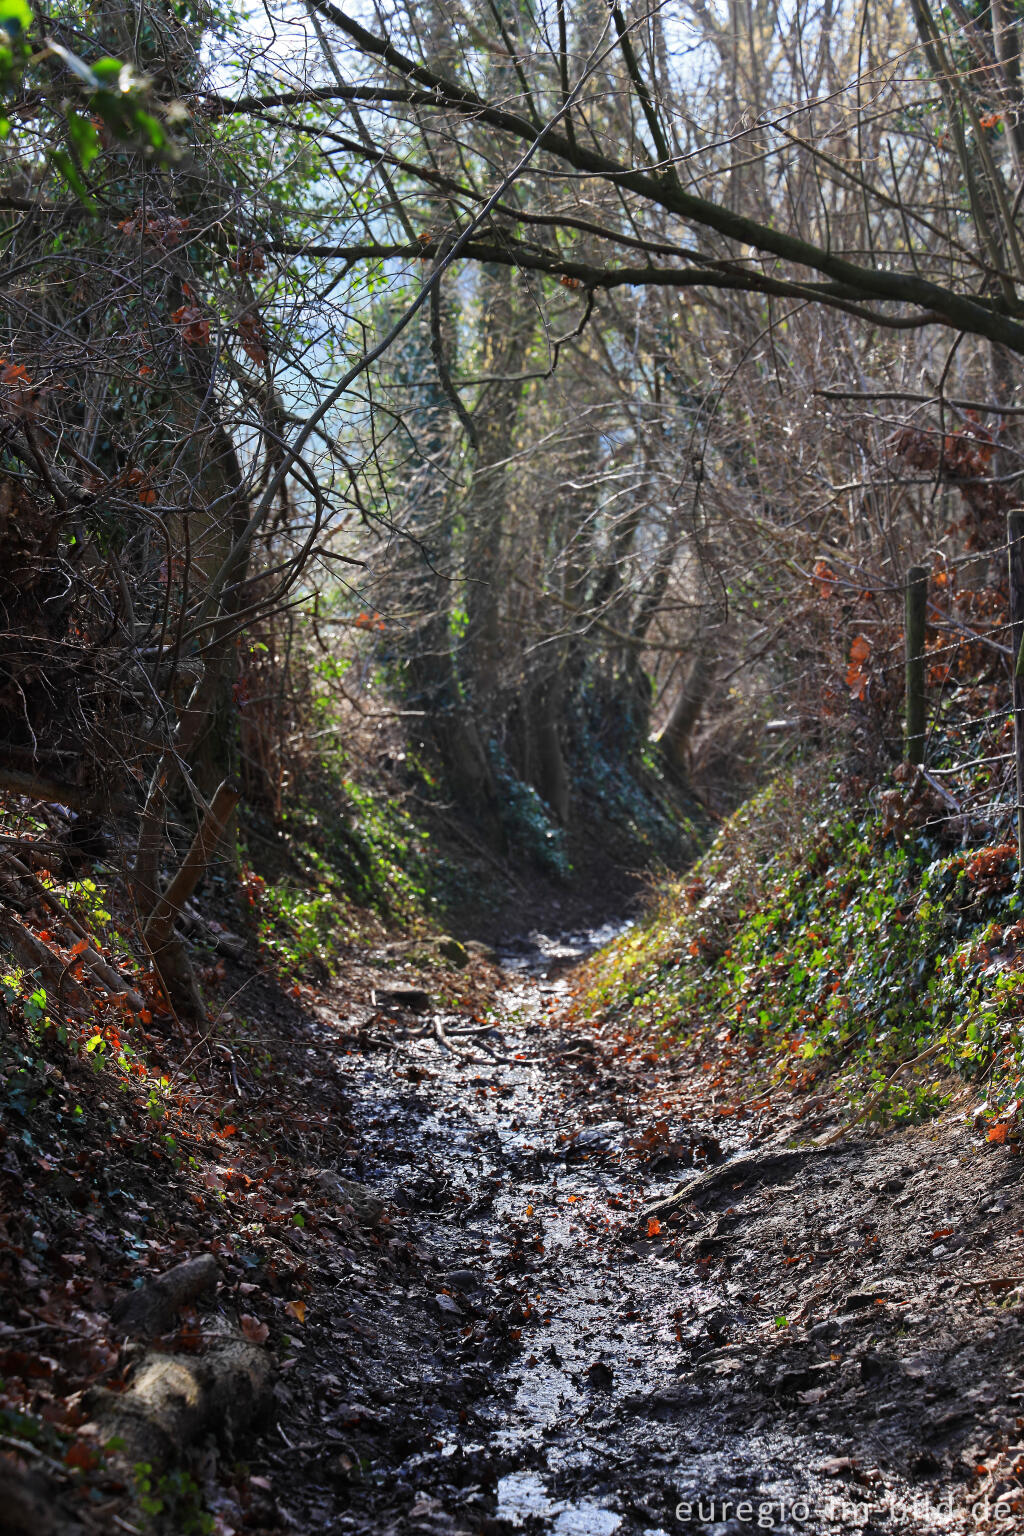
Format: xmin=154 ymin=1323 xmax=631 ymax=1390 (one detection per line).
xmin=586 ymin=1359 xmax=614 ymax=1391
xmin=438 ymin=937 xmax=470 ymax=967
xmin=314 ymin=1171 xmax=385 ymax=1221
xmin=445 ymin=1268 xmax=481 ymax=1292
xmin=376 ymin=986 xmax=432 ymax=1013
xmin=844 ymin=1290 xmax=889 ymax=1310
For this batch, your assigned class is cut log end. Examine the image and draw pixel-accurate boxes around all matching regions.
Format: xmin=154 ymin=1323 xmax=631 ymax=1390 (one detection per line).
xmin=85 ymin=1339 xmax=273 ymax=1473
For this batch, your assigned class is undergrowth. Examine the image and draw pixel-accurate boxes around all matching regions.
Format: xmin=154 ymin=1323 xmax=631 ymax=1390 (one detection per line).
xmin=585 ymin=760 xmax=1024 ymax=1132
xmin=240 ymin=760 xmax=434 ymax=978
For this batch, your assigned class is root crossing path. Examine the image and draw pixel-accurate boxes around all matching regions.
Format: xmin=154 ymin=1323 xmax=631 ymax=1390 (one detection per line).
xmin=265 ymin=926 xmax=1024 ymax=1536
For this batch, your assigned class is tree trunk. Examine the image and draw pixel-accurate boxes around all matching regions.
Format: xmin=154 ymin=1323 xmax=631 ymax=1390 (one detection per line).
xmin=530 ymin=678 xmax=570 ymax=824
xmin=655 ymin=648 xmax=716 ymax=778
xmin=462 ymin=261 xmax=529 ymax=708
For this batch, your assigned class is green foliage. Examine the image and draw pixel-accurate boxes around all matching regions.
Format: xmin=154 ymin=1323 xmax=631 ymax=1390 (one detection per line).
xmin=587 ymin=761 xmax=1024 ymax=1127
xmin=572 ymin=686 xmax=703 ymax=864
xmin=0 ymin=0 xmax=31 ymax=96
xmin=134 ymin=1463 xmax=214 ymax=1535
xmin=0 ymin=16 xmax=180 ymax=205
xmin=494 ymin=763 xmax=571 ymax=880
xmin=242 ymin=767 xmax=434 ymax=977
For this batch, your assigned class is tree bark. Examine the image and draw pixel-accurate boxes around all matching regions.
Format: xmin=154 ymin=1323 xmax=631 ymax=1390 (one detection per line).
xmin=84 ymin=1339 xmax=273 ymax=1473
xmin=655 ymin=648 xmax=716 ymax=778
xmin=111 ymin=1254 xmax=221 ymax=1339
xmin=530 ymin=678 xmax=570 ymax=824
xmin=0 ymin=1463 xmax=88 ymax=1536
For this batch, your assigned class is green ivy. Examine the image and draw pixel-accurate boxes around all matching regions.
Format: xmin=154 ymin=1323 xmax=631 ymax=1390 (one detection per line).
xmin=587 ymin=762 xmax=1024 ymax=1127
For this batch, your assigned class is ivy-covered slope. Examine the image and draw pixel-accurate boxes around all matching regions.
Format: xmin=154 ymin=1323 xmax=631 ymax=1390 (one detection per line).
xmin=584 ymin=761 xmax=1024 ymax=1134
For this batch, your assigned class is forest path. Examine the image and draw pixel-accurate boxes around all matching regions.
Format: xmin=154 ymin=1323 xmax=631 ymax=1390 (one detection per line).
xmin=263 ymin=927 xmax=1024 ymax=1536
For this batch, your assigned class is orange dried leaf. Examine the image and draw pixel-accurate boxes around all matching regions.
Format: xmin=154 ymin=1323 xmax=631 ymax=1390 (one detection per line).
xmin=64 ymin=1440 xmax=100 ymax=1471
xmin=284 ymin=1299 xmax=306 ymax=1324
xmin=646 ymin=1217 xmax=662 ymax=1237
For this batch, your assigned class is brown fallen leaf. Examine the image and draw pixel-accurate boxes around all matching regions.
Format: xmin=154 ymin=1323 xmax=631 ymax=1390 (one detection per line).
xmin=284 ymin=1299 xmax=306 ymax=1324
xmin=818 ymin=1457 xmax=856 ymax=1477
xmin=240 ymin=1314 xmax=269 ymax=1343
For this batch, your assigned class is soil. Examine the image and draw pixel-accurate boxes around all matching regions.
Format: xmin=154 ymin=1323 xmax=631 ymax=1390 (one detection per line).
xmin=230 ymin=926 xmax=1024 ymax=1536
xmin=5 ymin=915 xmax=1024 ymax=1535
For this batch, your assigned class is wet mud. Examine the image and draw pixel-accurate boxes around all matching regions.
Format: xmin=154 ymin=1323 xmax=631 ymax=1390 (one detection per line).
xmin=262 ymin=927 xmax=1024 ymax=1536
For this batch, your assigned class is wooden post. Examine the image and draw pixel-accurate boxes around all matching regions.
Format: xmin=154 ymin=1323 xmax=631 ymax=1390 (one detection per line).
xmin=904 ymin=565 xmax=928 ymax=764
xmin=1008 ymin=512 xmax=1024 ymax=874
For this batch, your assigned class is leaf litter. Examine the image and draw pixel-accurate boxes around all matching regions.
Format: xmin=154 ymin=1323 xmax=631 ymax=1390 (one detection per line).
xmin=5 ymin=912 xmax=1024 ymax=1533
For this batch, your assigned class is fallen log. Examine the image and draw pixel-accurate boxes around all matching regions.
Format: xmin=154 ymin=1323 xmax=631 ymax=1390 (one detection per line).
xmin=111 ymin=1253 xmax=220 ymax=1338
xmin=0 ymin=765 xmax=133 ymax=816
xmin=84 ymin=1338 xmax=273 ymax=1472
xmin=144 ymin=782 xmax=241 ymax=955
xmin=1 ymin=855 xmax=147 ymax=1013
xmin=0 ymin=910 xmax=90 ymax=1012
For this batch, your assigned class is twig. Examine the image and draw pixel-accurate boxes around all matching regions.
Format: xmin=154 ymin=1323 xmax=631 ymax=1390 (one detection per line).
xmin=1 ymin=853 xmax=146 ymax=1011
xmin=820 ymin=1022 xmax=969 ymax=1145
xmin=0 ymin=1431 xmax=73 ymax=1480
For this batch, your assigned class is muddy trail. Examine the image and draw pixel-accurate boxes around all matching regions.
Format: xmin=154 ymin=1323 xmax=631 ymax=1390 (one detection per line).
xmin=252 ymin=926 xmax=1024 ymax=1536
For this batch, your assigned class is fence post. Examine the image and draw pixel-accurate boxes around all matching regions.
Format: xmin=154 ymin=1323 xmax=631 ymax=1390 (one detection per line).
xmin=1008 ymin=512 xmax=1024 ymax=875
xmin=905 ymin=565 xmax=928 ymax=764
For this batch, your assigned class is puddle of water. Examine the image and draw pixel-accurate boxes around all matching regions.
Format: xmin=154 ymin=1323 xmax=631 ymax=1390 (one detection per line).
xmin=497 ymin=921 xmax=633 ymax=975
xmin=497 ymin=1470 xmax=622 ymax=1534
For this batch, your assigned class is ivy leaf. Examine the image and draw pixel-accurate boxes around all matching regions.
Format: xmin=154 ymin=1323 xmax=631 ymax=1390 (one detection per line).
xmin=66 ymin=110 xmax=100 ymax=171
xmin=131 ymin=108 xmax=165 ymax=151
xmin=90 ymin=56 xmax=123 ymax=84
xmin=51 ymin=148 xmax=95 ymax=210
xmin=0 ymin=0 xmax=31 ymax=39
